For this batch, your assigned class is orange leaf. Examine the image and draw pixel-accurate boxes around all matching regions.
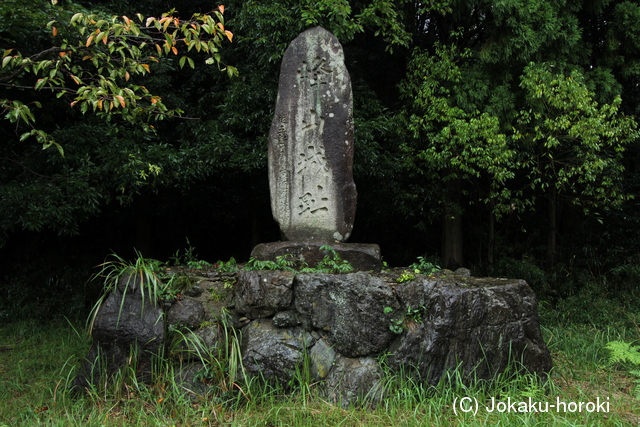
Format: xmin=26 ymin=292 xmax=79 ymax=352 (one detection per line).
xmin=217 ymin=22 xmax=224 ymax=32
xmin=141 ymin=63 xmax=150 ymax=72
xmin=115 ymin=95 xmax=126 ymax=107
xmin=125 ymin=71 xmax=130 ymax=81
xmin=218 ymin=5 xmax=225 ymax=14
xmin=86 ymin=35 xmax=94 ymax=47
xmin=123 ymin=15 xmax=131 ymax=25
xmin=171 ymin=46 xmax=178 ymax=55
xmin=52 ymin=27 xmax=58 ymax=37
xmin=70 ymin=75 xmax=80 ymax=85
xmin=59 ymin=51 xmax=66 ymax=57
xmin=70 ymin=100 xmax=78 ymax=107
xmin=155 ymin=44 xmax=162 ymax=55
xmin=151 ymin=97 xmax=158 ymax=104
xmin=97 ymin=99 xmax=103 ymax=110
xmin=224 ymin=30 xmax=233 ymax=42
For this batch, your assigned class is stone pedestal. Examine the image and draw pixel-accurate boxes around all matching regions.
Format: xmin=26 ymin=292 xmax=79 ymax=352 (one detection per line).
xmin=251 ymin=241 xmax=382 ymax=272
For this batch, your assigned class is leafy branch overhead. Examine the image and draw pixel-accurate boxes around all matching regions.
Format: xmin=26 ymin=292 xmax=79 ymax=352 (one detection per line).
xmin=1 ymin=4 xmax=237 ymax=154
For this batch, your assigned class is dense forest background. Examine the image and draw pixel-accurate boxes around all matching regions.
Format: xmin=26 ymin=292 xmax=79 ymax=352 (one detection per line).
xmin=1 ymin=0 xmax=639 ymax=320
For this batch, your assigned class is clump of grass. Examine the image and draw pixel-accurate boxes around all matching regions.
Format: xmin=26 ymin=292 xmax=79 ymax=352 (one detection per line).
xmin=87 ymin=250 xmax=168 ymax=332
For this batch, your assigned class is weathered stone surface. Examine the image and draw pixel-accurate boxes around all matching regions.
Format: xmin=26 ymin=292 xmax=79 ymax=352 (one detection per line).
xmin=72 ymin=279 xmax=165 ymax=391
xmin=251 ymin=241 xmax=382 ymax=271
xmin=323 ymin=356 xmax=384 ymax=409
xmin=268 ymin=26 xmax=357 ymax=242
xmin=273 ymin=310 xmax=301 ymax=328
xmin=386 ymin=277 xmax=553 ymax=384
xmin=294 ymin=272 xmax=400 ymax=357
xmin=241 ymin=318 xmax=316 ymax=384
xmin=166 ymin=297 xmax=206 ymax=330
xmin=309 ymin=337 xmax=337 ymax=380
xmin=235 ymin=270 xmax=295 ymax=318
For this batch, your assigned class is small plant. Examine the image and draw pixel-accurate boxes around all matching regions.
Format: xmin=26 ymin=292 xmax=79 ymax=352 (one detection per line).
xmin=187 ymin=259 xmax=212 ymax=270
xmin=244 ymin=247 xmax=354 ymax=273
xmin=209 ymin=290 xmax=226 ymax=301
xmin=216 ymin=257 xmax=238 ymax=273
xmin=409 ymin=256 xmax=440 ymax=274
xmin=605 ymin=340 xmax=640 ymax=398
xmin=164 ymin=272 xmax=193 ymax=296
xmin=384 ymin=307 xmax=406 ymax=334
xmin=314 ymin=245 xmax=354 ymax=273
xmin=384 ymin=306 xmax=425 ymax=334
xmin=245 ymin=254 xmax=298 ymax=271
xmin=396 ymin=271 xmax=415 ymax=283
xmin=170 ymin=238 xmax=213 ymax=269
xmin=406 ymin=306 xmax=424 ymax=323
xmin=223 ymin=278 xmax=237 ymax=289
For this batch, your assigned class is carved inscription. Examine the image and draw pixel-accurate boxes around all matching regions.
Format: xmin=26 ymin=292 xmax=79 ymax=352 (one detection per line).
xmin=298 ymin=186 xmax=329 ymax=216
xmin=275 ymin=115 xmax=290 ymax=221
xmin=295 ymin=57 xmax=333 ymax=218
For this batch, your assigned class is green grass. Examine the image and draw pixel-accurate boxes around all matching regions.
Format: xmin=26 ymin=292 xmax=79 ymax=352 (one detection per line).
xmin=0 ymin=304 xmax=639 ymax=426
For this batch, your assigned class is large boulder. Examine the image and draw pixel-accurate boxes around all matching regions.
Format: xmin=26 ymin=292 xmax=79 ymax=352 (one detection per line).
xmin=385 ymin=276 xmax=553 ymax=383
xmin=235 ymin=270 xmax=295 ymax=318
xmin=294 ymin=272 xmax=400 ymax=357
xmin=72 ymin=273 xmax=166 ymax=391
xmin=241 ymin=318 xmax=316 ymax=385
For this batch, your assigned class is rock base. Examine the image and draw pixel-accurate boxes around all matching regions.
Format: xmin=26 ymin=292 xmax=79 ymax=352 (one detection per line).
xmin=251 ymin=241 xmax=382 ymax=271
xmin=74 ymin=268 xmax=552 ymax=409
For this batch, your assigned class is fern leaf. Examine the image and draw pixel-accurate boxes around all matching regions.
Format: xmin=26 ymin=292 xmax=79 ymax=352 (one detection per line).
xmin=605 ymin=341 xmax=640 ymax=365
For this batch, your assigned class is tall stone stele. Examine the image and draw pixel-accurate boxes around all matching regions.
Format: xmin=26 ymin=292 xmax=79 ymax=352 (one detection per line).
xmin=269 ymin=26 xmax=357 ymax=242
xmin=253 ymin=26 xmax=381 ymax=271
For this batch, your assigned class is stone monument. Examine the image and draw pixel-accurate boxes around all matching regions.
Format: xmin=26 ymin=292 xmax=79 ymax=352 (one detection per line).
xmin=252 ymin=26 xmax=381 ymax=270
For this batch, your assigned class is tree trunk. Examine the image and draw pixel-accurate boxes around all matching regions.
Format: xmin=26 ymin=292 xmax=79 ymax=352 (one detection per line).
xmin=488 ymin=206 xmax=495 ymax=272
xmin=546 ymin=188 xmax=557 ymax=272
xmin=442 ymin=179 xmax=464 ymax=270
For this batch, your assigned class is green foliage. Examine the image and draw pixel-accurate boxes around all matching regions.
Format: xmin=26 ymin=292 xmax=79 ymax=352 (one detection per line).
xmin=399 ymin=43 xmax=515 ymax=218
xmin=409 ymin=256 xmax=440 ymax=274
xmin=1 ymin=2 xmax=235 ymax=151
xmin=606 ymin=340 xmax=640 ymax=365
xmin=215 ymin=257 xmax=238 ymax=273
xmin=310 ymin=245 xmax=354 ymax=273
xmin=245 ymin=254 xmax=297 ymax=272
xmin=514 ymin=62 xmax=639 ymax=212
xmin=605 ymin=340 xmax=640 ymax=398
xmin=383 ymin=305 xmax=425 ymax=334
xmin=245 ymin=246 xmax=354 ymax=274
xmin=395 ymin=271 xmax=415 ymax=283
